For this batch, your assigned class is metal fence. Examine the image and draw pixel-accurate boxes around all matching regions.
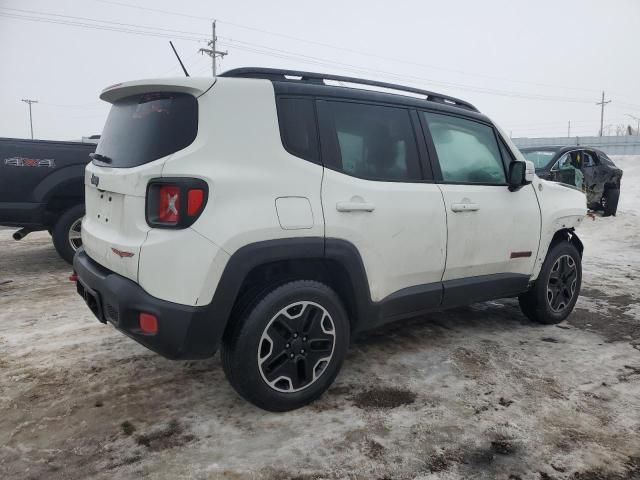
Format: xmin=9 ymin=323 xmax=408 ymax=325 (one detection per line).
xmin=512 ymin=135 xmax=640 ymax=155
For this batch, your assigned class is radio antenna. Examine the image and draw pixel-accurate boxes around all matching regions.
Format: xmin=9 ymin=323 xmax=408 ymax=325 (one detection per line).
xmin=169 ymin=41 xmax=189 ymax=77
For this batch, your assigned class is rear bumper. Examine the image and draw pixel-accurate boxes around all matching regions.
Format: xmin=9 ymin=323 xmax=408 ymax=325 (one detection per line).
xmin=73 ymin=248 xmax=223 ymax=359
xmin=0 ymin=202 xmax=48 ymax=229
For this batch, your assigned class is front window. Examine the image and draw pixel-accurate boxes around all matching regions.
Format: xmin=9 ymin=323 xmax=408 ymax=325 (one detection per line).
xmin=423 ymin=112 xmax=505 ymax=184
xmin=95 ymin=92 xmax=198 ymax=168
xmin=521 ymin=150 xmax=557 ymax=169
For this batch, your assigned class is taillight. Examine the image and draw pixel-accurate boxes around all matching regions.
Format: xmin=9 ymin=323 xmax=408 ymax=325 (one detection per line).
xmin=158 ymin=185 xmax=180 ymax=223
xmin=187 ymin=189 xmax=205 ymax=216
xmin=146 ymin=178 xmax=208 ymax=228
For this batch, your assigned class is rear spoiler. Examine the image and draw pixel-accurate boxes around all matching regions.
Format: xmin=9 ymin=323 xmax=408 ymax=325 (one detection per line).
xmin=99 ymin=77 xmax=216 ymax=104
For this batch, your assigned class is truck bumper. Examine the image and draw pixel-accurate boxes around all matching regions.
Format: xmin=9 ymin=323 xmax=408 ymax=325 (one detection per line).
xmin=73 ymin=248 xmax=223 ymax=359
xmin=0 ymin=202 xmax=48 ymax=229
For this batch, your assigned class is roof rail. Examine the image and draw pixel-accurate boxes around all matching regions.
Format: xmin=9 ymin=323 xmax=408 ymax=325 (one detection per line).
xmin=220 ymin=67 xmax=479 ymax=112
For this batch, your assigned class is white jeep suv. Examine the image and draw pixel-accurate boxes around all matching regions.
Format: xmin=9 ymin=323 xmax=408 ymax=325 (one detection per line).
xmin=74 ymin=68 xmax=586 ymax=411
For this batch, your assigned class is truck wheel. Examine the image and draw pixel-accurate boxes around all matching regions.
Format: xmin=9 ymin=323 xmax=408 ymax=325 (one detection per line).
xmin=52 ymin=205 xmax=85 ymax=264
xmin=602 ymin=187 xmax=620 ymax=217
xmin=518 ymin=241 xmax=582 ymax=325
xmin=222 ymin=280 xmax=350 ymax=411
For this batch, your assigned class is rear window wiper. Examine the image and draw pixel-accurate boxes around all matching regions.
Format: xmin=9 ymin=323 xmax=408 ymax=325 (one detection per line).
xmin=89 ymin=152 xmax=112 ymax=164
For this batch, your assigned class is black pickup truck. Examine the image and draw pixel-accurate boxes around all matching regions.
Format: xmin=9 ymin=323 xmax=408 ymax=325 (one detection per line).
xmin=0 ymin=137 xmax=96 ymax=263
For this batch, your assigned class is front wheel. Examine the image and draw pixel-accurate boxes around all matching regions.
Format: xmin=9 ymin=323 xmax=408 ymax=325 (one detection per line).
xmin=519 ymin=241 xmax=582 ymax=324
xmin=52 ymin=205 xmax=85 ymax=264
xmin=221 ymin=280 xmax=350 ymax=411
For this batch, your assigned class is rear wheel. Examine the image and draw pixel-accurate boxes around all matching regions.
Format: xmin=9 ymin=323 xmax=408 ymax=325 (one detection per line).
xmin=52 ymin=205 xmax=85 ymax=264
xmin=519 ymin=241 xmax=582 ymax=324
xmin=602 ymin=187 xmax=620 ymax=217
xmin=222 ymin=280 xmax=349 ymax=411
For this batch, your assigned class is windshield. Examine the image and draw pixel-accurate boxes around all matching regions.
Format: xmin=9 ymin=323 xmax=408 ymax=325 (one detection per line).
xmin=521 ymin=150 xmax=557 ymax=169
xmin=95 ymin=92 xmax=198 ymax=168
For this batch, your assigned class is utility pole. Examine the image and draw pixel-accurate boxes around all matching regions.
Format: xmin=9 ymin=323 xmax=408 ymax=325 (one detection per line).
xmin=199 ymin=20 xmax=227 ymax=76
xmin=21 ymin=99 xmax=38 ymax=139
xmin=596 ymin=91 xmax=611 ymax=137
xmin=567 ymin=120 xmax=571 ymax=138
xmin=626 ymin=114 xmax=640 ymax=136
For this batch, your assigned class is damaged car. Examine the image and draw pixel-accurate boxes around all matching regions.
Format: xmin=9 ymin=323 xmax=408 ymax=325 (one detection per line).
xmin=519 ymin=146 xmax=622 ymax=216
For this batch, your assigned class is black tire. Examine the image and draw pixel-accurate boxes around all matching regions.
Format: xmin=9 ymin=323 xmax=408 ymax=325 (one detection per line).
xmin=221 ymin=280 xmax=350 ymax=412
xmin=52 ymin=205 xmax=85 ymax=264
xmin=602 ymin=187 xmax=620 ymax=217
xmin=518 ymin=241 xmax=582 ymax=324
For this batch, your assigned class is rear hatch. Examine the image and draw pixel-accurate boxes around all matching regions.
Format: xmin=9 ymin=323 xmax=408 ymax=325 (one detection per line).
xmin=82 ymin=77 xmax=213 ymax=281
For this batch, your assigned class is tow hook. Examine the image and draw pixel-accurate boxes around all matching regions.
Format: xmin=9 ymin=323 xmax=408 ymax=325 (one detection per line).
xmin=69 ymin=272 xmax=78 ymax=282
xmin=12 ymin=228 xmax=32 ymax=241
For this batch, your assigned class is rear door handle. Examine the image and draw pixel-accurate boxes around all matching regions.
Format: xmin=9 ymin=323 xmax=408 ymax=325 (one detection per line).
xmin=451 ymin=202 xmax=480 ymax=212
xmin=336 ymin=201 xmax=376 ymax=212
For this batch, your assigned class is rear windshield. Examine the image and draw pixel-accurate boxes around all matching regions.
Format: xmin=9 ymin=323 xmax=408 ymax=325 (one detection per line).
xmin=95 ymin=92 xmax=198 ymax=168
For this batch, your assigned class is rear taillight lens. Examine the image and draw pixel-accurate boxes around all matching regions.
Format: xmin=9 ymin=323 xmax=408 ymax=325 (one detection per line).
xmin=158 ymin=185 xmax=180 ymax=223
xmin=187 ymin=189 xmax=205 ymax=216
xmin=146 ymin=178 xmax=208 ymax=228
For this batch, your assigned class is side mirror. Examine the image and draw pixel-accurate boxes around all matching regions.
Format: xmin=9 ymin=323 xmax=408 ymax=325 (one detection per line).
xmin=508 ymin=160 xmax=534 ymax=191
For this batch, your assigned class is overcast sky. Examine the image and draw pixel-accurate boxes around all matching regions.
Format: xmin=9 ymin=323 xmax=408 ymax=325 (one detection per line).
xmin=1 ymin=0 xmax=639 ymax=141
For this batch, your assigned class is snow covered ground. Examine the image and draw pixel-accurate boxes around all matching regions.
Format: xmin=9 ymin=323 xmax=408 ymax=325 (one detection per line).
xmin=0 ymin=157 xmax=638 ymax=480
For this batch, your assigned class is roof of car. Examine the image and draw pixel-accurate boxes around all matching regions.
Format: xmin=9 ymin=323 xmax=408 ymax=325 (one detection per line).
xmin=220 ymin=67 xmax=490 ymax=122
xmin=520 ymin=145 xmax=605 ymax=155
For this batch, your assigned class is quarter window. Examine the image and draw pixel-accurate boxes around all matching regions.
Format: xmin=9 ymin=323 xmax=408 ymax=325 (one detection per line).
xmin=318 ymin=101 xmax=422 ymax=181
xmin=277 ymin=97 xmax=320 ymax=163
xmin=423 ymin=112 xmax=506 ymax=184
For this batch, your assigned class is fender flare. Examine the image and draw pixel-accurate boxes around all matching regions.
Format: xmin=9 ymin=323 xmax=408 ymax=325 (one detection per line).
xmin=33 ymin=164 xmax=86 ymax=205
xmin=205 ymin=237 xmax=373 ymax=335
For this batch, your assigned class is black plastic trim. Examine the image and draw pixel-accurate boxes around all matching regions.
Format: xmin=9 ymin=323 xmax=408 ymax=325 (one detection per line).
xmin=74 ymin=249 xmax=224 ymax=359
xmin=269 ymin=81 xmax=491 ymax=123
xmin=76 ymin=236 xmax=533 ymax=360
xmin=377 ymin=283 xmax=443 ymax=323
xmin=207 ymin=237 xmax=326 ymax=328
xmin=441 ymin=273 xmax=529 ymax=308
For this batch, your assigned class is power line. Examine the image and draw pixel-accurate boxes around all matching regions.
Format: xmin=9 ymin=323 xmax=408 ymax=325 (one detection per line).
xmin=3 ymin=9 xmax=593 ymax=104
xmin=4 ymin=6 xmax=639 ymax=109
xmin=94 ymin=0 xmax=211 ymax=21
xmin=217 ymin=39 xmax=598 ymax=104
xmin=0 ymin=11 xmax=206 ymax=42
xmin=0 ymin=6 xmax=208 ymax=39
xmin=89 ymin=0 xmax=614 ymax=97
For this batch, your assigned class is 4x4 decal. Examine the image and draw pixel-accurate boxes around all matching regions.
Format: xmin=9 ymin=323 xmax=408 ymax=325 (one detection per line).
xmin=4 ymin=157 xmax=56 ymax=168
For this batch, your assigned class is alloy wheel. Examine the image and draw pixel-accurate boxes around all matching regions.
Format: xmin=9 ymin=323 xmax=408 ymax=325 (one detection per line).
xmin=547 ymin=254 xmax=577 ymax=313
xmin=68 ymin=218 xmax=83 ymax=251
xmin=258 ymin=301 xmax=336 ymax=393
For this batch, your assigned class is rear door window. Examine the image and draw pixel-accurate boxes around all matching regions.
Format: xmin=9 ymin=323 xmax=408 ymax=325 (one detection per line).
xmin=317 ymin=101 xmax=422 ymax=181
xmin=277 ymin=97 xmax=320 ymax=164
xmin=95 ymin=92 xmax=198 ymax=168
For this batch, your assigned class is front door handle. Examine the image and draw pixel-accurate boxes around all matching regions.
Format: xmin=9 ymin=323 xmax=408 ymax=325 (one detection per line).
xmin=336 ymin=201 xmax=376 ymax=212
xmin=451 ymin=202 xmax=480 ymax=212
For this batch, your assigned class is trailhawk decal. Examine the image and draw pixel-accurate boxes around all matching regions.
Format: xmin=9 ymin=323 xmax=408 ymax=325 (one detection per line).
xmin=4 ymin=157 xmax=56 ymax=168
